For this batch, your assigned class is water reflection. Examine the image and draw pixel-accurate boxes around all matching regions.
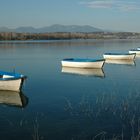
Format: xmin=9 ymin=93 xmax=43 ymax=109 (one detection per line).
xmin=135 ymin=54 xmax=140 ymax=58
xmin=105 ymin=59 xmax=135 ymax=65
xmin=0 ymin=90 xmax=28 ymax=108
xmin=61 ymin=67 xmax=105 ymax=78
xmin=64 ymin=90 xmax=140 ymax=139
xmin=0 ymin=40 xmax=140 ymax=140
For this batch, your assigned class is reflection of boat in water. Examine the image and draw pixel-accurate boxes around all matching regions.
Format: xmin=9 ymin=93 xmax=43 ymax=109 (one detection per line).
xmin=62 ymin=67 xmax=105 ymax=78
xmin=105 ymin=59 xmax=135 ymax=65
xmin=135 ymin=54 xmax=140 ymax=58
xmin=0 ymin=90 xmax=28 ymax=108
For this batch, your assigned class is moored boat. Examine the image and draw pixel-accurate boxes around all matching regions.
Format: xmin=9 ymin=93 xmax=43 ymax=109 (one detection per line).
xmin=129 ymin=49 xmax=140 ymax=55
xmin=103 ymin=53 xmax=135 ymax=60
xmin=61 ymin=58 xmax=105 ymax=68
xmin=0 ymin=71 xmax=26 ymax=91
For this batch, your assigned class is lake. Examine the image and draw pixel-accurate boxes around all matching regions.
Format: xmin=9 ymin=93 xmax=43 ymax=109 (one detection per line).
xmin=0 ymin=39 xmax=140 ymax=140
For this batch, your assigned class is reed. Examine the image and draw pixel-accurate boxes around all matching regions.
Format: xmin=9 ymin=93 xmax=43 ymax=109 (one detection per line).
xmin=32 ymin=117 xmax=40 ymax=140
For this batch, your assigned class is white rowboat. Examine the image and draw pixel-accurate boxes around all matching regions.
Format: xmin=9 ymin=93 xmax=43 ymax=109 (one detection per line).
xmin=103 ymin=53 xmax=135 ymax=60
xmin=0 ymin=71 xmax=26 ymax=91
xmin=61 ymin=58 xmax=105 ymax=68
xmin=129 ymin=49 xmax=140 ymax=55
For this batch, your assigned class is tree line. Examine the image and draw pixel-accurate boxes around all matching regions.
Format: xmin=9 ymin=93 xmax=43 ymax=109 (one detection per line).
xmin=0 ymin=32 xmax=140 ymax=40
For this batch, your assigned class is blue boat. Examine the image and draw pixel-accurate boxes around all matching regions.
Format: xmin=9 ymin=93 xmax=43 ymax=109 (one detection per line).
xmin=103 ymin=52 xmax=136 ymax=60
xmin=61 ymin=58 xmax=105 ymax=68
xmin=129 ymin=49 xmax=140 ymax=55
xmin=0 ymin=71 xmax=26 ymax=91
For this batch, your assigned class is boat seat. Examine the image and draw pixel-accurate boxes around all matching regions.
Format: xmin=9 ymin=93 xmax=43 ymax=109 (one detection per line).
xmin=3 ymin=75 xmax=14 ymax=78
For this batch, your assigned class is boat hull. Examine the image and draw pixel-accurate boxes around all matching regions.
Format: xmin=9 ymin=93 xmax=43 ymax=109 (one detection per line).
xmin=129 ymin=50 xmax=140 ymax=55
xmin=0 ymin=78 xmax=24 ymax=91
xmin=61 ymin=60 xmax=104 ymax=68
xmin=103 ymin=54 xmax=135 ymax=60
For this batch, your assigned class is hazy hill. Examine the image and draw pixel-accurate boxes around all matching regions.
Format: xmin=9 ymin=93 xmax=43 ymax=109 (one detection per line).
xmin=0 ymin=24 xmax=103 ymax=33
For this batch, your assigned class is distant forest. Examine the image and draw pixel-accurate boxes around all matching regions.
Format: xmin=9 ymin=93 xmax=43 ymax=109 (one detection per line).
xmin=0 ymin=32 xmax=140 ymax=40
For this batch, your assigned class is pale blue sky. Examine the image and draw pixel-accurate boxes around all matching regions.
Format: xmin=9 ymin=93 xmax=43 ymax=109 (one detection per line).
xmin=0 ymin=0 xmax=140 ymax=32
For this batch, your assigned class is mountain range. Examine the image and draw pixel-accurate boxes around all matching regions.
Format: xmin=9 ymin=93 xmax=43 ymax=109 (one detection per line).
xmin=0 ymin=24 xmax=103 ymax=33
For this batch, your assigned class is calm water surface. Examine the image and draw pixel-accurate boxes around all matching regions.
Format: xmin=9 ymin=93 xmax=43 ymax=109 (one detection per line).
xmin=0 ymin=39 xmax=140 ymax=140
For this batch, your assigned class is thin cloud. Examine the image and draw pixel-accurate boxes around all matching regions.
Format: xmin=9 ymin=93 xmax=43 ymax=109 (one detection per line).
xmin=80 ymin=0 xmax=140 ymax=11
xmin=116 ymin=1 xmax=140 ymax=11
xmin=81 ymin=0 xmax=114 ymax=9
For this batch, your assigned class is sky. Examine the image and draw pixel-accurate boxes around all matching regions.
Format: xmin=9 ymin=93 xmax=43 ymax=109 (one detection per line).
xmin=0 ymin=0 xmax=140 ymax=32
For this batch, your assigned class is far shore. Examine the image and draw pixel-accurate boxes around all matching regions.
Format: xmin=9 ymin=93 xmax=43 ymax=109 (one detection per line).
xmin=0 ymin=32 xmax=140 ymax=41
